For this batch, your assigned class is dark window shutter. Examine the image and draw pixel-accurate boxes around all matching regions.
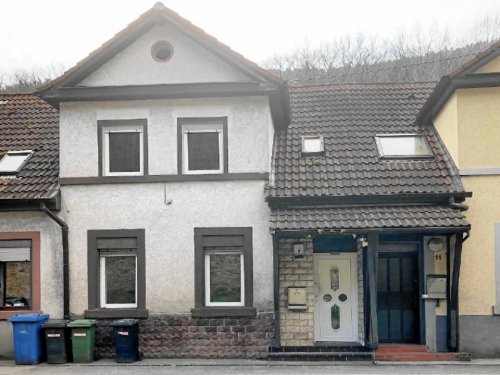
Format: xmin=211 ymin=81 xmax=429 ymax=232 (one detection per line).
xmin=109 ymin=132 xmax=141 ymax=172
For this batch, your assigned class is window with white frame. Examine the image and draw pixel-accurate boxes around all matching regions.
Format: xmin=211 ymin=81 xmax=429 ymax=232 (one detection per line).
xmin=99 ymin=250 xmax=137 ymax=308
xmin=205 ymin=250 xmax=244 ymax=306
xmin=179 ymin=118 xmax=227 ymax=174
xmin=0 ymin=151 xmax=33 ymax=175
xmin=86 ymin=229 xmax=146 ymax=316
xmin=100 ymin=121 xmax=146 ymax=176
xmin=193 ymin=227 xmax=254 ymax=316
xmin=376 ymin=134 xmax=432 ymax=158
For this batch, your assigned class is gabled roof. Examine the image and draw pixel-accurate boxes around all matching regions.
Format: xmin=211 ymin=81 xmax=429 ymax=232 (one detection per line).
xmin=417 ymin=39 xmax=500 ymax=124
xmin=267 ymin=82 xmax=465 ymax=201
xmin=0 ymin=95 xmax=59 ymax=201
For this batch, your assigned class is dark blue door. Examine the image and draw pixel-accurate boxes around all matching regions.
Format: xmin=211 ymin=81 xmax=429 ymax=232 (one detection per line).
xmin=377 ymin=251 xmax=420 ymax=343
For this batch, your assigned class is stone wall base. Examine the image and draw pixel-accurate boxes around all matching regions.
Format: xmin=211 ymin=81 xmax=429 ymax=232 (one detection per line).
xmin=94 ymin=312 xmax=274 ymax=359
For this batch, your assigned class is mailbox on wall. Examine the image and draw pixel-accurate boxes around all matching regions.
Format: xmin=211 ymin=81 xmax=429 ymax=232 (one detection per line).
xmin=287 ymin=287 xmax=307 ymax=310
xmin=423 ymin=274 xmax=447 ymax=300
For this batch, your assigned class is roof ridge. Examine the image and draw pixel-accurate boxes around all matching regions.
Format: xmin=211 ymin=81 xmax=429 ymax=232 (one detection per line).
xmin=289 ymin=81 xmax=438 ymax=90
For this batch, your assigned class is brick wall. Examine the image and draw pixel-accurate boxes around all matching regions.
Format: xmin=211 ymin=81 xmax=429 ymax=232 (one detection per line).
xmin=94 ymin=312 xmax=274 ymax=359
xmin=278 ymin=237 xmax=365 ymax=347
xmin=278 ymin=238 xmax=314 ymax=346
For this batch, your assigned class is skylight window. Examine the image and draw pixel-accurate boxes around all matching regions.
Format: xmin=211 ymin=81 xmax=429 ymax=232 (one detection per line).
xmin=376 ymin=135 xmax=432 ymax=158
xmin=301 ymin=136 xmax=324 ymax=155
xmin=0 ymin=151 xmax=33 ymax=174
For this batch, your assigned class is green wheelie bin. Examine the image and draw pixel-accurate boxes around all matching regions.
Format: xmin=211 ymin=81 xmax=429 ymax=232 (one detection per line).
xmin=67 ymin=319 xmax=97 ymax=363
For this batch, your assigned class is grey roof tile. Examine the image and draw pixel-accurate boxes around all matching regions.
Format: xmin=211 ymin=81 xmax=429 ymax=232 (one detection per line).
xmin=270 ymin=205 xmax=469 ymax=231
xmin=268 ymin=82 xmax=464 ymax=198
xmin=0 ymin=94 xmax=58 ymax=200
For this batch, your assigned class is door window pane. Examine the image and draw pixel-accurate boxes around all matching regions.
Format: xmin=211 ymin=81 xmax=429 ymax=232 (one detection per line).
xmin=108 ymin=132 xmax=141 ymax=173
xmin=209 ymin=253 xmax=242 ymax=303
xmin=331 ymin=304 xmax=340 ymax=330
xmin=187 ymin=132 xmax=220 ymax=171
xmin=330 ymin=265 xmax=339 ymax=291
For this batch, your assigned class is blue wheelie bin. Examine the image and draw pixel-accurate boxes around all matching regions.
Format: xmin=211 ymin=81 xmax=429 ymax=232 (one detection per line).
xmin=111 ymin=319 xmax=141 ymax=362
xmin=9 ymin=313 xmax=49 ymax=365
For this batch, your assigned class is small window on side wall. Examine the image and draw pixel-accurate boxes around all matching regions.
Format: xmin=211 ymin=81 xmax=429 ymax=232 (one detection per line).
xmin=99 ymin=119 xmax=148 ymax=176
xmin=302 ymin=136 xmax=324 ymax=155
xmin=376 ymin=134 xmax=432 ymax=159
xmin=178 ymin=117 xmax=228 ymax=175
xmin=193 ymin=227 xmax=255 ymax=317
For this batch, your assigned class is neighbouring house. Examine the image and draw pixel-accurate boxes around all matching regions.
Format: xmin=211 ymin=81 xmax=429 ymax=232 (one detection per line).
xmin=0 ymin=94 xmax=63 ymax=358
xmin=32 ymin=2 xmax=476 ymax=360
xmin=417 ymin=41 xmax=500 ymax=357
xmin=266 ymin=83 xmax=471 ymax=360
xmin=37 ymin=2 xmax=289 ymax=359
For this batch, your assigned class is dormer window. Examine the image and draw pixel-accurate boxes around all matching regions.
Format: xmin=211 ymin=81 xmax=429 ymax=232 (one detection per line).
xmin=0 ymin=151 xmax=33 ymax=175
xmin=376 ymin=134 xmax=432 ymax=159
xmin=301 ymin=136 xmax=324 ymax=155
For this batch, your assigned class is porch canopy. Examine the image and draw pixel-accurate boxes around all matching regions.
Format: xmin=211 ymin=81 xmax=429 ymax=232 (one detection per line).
xmin=270 ymin=204 xmax=470 ymax=232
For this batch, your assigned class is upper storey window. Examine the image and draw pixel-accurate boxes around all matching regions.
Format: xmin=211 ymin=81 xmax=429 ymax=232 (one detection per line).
xmin=0 ymin=151 xmax=32 ymax=175
xmin=178 ymin=117 xmax=228 ymax=175
xmin=376 ymin=134 xmax=432 ymax=159
xmin=99 ymin=119 xmax=147 ymax=176
xmin=301 ymin=136 xmax=324 ymax=155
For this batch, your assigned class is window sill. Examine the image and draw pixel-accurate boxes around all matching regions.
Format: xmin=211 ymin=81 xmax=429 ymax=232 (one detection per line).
xmin=191 ymin=307 xmax=256 ymax=318
xmin=84 ymin=308 xmax=148 ymax=319
xmin=0 ymin=310 xmax=41 ymax=320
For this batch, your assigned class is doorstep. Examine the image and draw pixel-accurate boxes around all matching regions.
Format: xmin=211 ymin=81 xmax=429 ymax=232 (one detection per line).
xmin=375 ymin=344 xmax=471 ymax=362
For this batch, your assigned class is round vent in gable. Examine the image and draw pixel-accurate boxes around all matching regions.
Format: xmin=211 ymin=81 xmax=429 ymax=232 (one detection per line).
xmin=151 ymin=40 xmax=174 ymax=62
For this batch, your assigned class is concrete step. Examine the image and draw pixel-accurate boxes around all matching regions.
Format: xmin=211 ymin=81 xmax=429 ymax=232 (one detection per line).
xmin=267 ymin=351 xmax=374 ymax=362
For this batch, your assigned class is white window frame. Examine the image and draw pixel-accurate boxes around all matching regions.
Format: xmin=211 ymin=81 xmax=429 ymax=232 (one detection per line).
xmin=0 ymin=150 xmax=33 ymax=174
xmin=182 ymin=123 xmax=224 ymax=175
xmin=103 ymin=125 xmax=144 ymax=176
xmin=375 ymin=133 xmax=432 ymax=158
xmin=99 ymin=251 xmax=138 ymax=309
xmin=205 ymin=251 xmax=244 ymax=307
xmin=301 ymin=136 xmax=324 ymax=154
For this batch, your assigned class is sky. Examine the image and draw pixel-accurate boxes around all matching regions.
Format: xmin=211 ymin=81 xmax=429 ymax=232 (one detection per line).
xmin=0 ymin=0 xmax=499 ymax=76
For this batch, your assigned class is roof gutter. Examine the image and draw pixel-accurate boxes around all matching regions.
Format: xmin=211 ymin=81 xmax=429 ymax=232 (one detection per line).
xmin=39 ymin=203 xmax=70 ymax=320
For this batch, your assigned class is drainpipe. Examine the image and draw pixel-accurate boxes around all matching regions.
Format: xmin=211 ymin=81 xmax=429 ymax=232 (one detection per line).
xmin=449 ymin=197 xmax=468 ymax=211
xmin=40 ymin=203 xmax=70 ymax=320
xmin=449 ymin=230 xmax=470 ymax=351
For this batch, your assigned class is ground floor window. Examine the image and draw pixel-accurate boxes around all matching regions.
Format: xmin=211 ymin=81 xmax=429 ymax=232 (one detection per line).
xmin=193 ymin=227 xmax=255 ymax=317
xmin=0 ymin=233 xmax=40 ymax=319
xmin=86 ymin=229 xmax=146 ymax=318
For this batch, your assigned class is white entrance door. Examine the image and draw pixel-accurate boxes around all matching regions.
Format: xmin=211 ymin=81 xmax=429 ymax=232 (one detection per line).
xmin=314 ymin=253 xmax=358 ymax=342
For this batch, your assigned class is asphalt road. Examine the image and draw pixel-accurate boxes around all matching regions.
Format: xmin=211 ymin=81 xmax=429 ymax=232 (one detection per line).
xmin=1 ymin=362 xmax=500 ymax=375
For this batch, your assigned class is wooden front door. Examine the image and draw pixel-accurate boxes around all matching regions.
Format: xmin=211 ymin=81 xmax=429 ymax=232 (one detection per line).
xmin=314 ymin=253 xmax=358 ymax=342
xmin=377 ymin=250 xmax=420 ymax=343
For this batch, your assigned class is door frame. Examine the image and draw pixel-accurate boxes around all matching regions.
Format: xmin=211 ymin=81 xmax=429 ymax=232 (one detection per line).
xmin=313 ymin=252 xmax=359 ymax=343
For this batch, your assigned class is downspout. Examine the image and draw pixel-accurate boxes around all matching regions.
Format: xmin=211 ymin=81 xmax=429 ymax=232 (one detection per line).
xmin=450 ymin=230 xmax=470 ymax=351
xmin=272 ymin=233 xmax=281 ymax=349
xmin=40 ymin=203 xmax=70 ymax=320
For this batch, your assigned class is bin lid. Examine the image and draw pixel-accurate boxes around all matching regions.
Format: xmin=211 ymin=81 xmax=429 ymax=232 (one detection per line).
xmin=43 ymin=319 xmax=70 ymax=328
xmin=111 ymin=319 xmax=140 ymax=327
xmin=8 ymin=313 xmax=49 ymax=322
xmin=67 ymin=319 xmax=97 ymax=328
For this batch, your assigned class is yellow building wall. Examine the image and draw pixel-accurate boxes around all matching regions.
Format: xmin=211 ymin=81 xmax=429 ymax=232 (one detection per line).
xmin=460 ymin=176 xmax=500 ymax=314
xmin=434 ymin=85 xmax=500 ymax=315
xmin=475 ymin=56 xmax=500 ymax=74
xmin=433 ymin=93 xmax=459 ymax=165
xmin=457 ymin=87 xmax=500 ymax=168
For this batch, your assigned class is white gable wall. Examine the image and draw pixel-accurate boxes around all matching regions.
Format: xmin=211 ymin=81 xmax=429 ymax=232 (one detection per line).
xmin=79 ymin=24 xmax=252 ymax=86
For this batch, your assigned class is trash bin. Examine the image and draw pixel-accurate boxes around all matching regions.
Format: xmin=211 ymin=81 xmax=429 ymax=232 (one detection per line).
xmin=111 ymin=319 xmax=141 ymax=363
xmin=67 ymin=319 xmax=97 ymax=363
xmin=8 ymin=313 xmax=49 ymax=365
xmin=43 ymin=320 xmax=71 ymax=364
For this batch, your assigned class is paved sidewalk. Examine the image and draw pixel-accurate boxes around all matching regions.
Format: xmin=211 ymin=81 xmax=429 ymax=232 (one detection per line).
xmin=0 ymin=359 xmax=500 ymax=375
